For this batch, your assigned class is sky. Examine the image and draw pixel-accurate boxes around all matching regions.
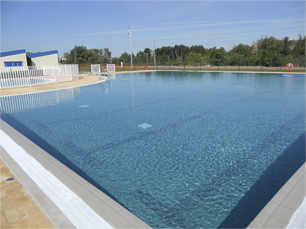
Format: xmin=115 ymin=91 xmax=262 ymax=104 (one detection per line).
xmin=1 ymin=0 xmax=305 ymax=58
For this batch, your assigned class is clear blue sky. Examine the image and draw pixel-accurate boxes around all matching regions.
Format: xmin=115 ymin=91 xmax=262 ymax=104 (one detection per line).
xmin=1 ymin=1 xmax=305 ymax=58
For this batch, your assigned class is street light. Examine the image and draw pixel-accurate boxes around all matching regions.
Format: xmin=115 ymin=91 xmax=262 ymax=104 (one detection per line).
xmin=128 ymin=26 xmax=133 ymax=70
xmin=152 ymin=38 xmax=157 ymax=66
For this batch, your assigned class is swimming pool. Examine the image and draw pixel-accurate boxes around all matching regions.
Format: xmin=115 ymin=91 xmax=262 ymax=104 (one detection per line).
xmin=0 ymin=71 xmax=305 ymax=228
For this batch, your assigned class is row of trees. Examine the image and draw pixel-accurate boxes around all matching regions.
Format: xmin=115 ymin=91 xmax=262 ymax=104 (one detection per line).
xmin=63 ymin=46 xmax=112 ymax=65
xmin=61 ymin=34 xmax=305 ymax=67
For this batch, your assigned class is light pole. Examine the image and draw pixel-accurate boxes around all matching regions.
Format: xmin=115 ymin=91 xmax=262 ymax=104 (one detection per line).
xmin=152 ymin=38 xmax=157 ymax=66
xmin=128 ymin=26 xmax=133 ymax=70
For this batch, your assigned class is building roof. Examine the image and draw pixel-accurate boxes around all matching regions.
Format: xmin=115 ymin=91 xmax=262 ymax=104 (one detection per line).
xmin=27 ymin=50 xmax=58 ymax=58
xmin=0 ymin=49 xmax=26 ymax=57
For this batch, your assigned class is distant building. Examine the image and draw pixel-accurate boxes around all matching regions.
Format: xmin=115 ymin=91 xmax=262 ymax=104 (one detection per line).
xmin=59 ymin=56 xmax=67 ymax=62
xmin=0 ymin=49 xmax=59 ymax=68
xmin=27 ymin=50 xmax=59 ymax=66
xmin=0 ymin=49 xmax=27 ymax=67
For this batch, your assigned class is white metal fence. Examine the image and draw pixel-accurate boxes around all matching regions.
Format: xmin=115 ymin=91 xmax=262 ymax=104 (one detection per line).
xmin=0 ymin=64 xmax=79 ymax=89
xmin=107 ymin=64 xmax=115 ymax=72
xmin=91 ymin=64 xmax=100 ymax=74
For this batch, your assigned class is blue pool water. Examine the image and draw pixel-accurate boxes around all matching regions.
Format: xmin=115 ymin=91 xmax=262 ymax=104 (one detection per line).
xmin=0 ymin=71 xmax=305 ymax=228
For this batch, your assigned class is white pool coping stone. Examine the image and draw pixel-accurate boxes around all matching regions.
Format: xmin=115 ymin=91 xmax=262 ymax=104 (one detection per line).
xmin=286 ymin=198 xmax=305 ymax=229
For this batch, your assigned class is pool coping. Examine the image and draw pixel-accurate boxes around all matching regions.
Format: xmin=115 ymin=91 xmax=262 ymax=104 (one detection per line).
xmin=0 ymin=119 xmax=151 ymax=229
xmin=247 ymin=162 xmax=305 ymax=228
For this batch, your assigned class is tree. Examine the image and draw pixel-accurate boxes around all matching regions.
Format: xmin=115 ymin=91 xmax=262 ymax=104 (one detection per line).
xmin=179 ymin=44 xmax=190 ymax=61
xmin=186 ymin=52 xmax=203 ymax=64
xmin=87 ymin=49 xmax=100 ymax=64
xmin=143 ymin=48 xmax=152 ymax=62
xmin=248 ymin=53 xmax=260 ymax=66
xmin=103 ymin=48 xmax=111 ymax=59
xmin=210 ymin=48 xmax=226 ymax=66
xmin=62 ymin=33 xmax=305 ymax=68
xmin=65 ymin=45 xmax=89 ymax=64
xmin=189 ymin=45 xmax=207 ymax=55
xmin=259 ymin=49 xmax=272 ymax=67
xmin=227 ymin=44 xmax=253 ymax=66
xmin=156 ymin=46 xmax=172 ymax=62
xmin=157 ymin=54 xmax=168 ymax=65
xmin=118 ymin=51 xmax=134 ymax=64
xmin=135 ymin=51 xmax=147 ymax=64
xmin=281 ymin=36 xmax=290 ymax=56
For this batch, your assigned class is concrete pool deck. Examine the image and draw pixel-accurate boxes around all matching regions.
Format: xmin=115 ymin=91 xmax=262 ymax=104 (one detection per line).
xmin=0 ymin=71 xmax=305 ymax=228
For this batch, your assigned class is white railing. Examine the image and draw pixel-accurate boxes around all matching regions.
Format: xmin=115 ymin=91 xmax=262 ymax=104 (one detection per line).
xmin=91 ymin=64 xmax=101 ymax=74
xmin=107 ymin=64 xmax=115 ymax=72
xmin=0 ymin=64 xmax=79 ymax=89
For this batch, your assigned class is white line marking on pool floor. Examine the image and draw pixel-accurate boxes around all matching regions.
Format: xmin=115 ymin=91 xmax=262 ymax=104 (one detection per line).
xmin=79 ymin=105 xmax=90 ymax=108
xmin=0 ymin=129 xmax=113 ymax=229
xmin=138 ymin=123 xmax=152 ymax=129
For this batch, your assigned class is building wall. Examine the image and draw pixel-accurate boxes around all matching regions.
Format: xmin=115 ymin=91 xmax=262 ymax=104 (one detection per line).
xmin=0 ymin=53 xmax=28 ymax=68
xmin=31 ymin=53 xmax=59 ymax=66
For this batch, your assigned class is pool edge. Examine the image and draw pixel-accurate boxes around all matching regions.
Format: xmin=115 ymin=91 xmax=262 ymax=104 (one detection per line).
xmin=0 ymin=119 xmax=152 ymax=229
xmin=247 ymin=163 xmax=305 ymax=228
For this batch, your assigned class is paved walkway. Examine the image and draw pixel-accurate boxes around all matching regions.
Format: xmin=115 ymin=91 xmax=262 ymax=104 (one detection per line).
xmin=0 ymin=158 xmax=55 ymax=228
xmin=0 ymin=74 xmax=101 ymax=96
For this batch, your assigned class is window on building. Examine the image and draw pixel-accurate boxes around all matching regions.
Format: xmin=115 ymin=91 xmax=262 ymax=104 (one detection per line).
xmin=4 ymin=61 xmax=23 ymax=67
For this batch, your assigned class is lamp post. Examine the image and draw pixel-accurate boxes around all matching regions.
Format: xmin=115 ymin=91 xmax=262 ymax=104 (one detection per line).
xmin=128 ymin=26 xmax=133 ymax=70
xmin=152 ymin=38 xmax=157 ymax=67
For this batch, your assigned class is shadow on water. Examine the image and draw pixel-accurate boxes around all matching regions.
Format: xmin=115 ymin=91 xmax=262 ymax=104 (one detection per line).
xmin=218 ymin=132 xmax=305 ymax=228
xmin=0 ymin=114 xmax=126 ymax=209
